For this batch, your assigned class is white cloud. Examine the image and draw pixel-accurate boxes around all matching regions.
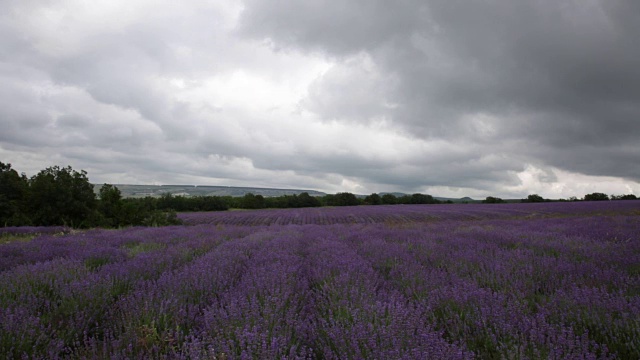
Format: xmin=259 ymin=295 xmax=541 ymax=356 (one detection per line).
xmin=505 ymin=165 xmax=640 ymax=199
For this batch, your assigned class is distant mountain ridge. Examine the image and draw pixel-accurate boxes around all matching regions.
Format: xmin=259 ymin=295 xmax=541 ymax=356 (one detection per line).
xmin=93 ymin=184 xmax=478 ymax=202
xmin=93 ymin=184 xmax=327 ymax=198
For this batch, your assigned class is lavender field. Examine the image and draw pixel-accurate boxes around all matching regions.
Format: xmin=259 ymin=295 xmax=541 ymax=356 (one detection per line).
xmin=179 ymin=200 xmax=640 ymax=226
xmin=1 ymin=202 xmax=639 ymax=359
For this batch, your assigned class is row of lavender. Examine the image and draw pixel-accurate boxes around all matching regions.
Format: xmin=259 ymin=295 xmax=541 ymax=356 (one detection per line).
xmin=1 ymin=207 xmax=639 ymax=358
xmin=179 ymin=200 xmax=640 ymax=226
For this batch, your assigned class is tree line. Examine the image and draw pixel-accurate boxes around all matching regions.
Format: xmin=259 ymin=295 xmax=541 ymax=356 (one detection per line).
xmin=226 ymin=191 xmax=447 ymax=209
xmin=149 ymin=190 xmax=448 ymax=212
xmin=2 ymin=162 xmax=637 ymax=228
xmin=0 ymin=162 xmax=181 ymax=228
xmin=481 ymin=192 xmax=638 ymax=204
xmin=0 ymin=162 xmax=454 ymax=228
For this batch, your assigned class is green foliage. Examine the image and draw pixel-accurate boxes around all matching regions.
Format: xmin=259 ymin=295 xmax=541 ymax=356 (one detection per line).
xmin=143 ymin=210 xmax=171 ymax=227
xmin=483 ymin=196 xmax=505 ymax=204
xmin=611 ymin=194 xmax=637 ymax=200
xmin=141 ymin=191 xmax=322 ymax=211
xmin=523 ymin=194 xmax=545 ymax=203
xmin=263 ymin=192 xmax=321 ymax=208
xmin=125 ymin=193 xmax=229 ymax=212
xmin=296 ymin=192 xmax=322 ymax=208
xmin=584 ymin=192 xmax=609 ymax=201
xmin=115 ymin=201 xmax=182 ymax=227
xmin=163 ymin=209 xmax=182 ymax=226
xmin=98 ymin=184 xmax=123 ymax=227
xmin=0 ymin=162 xmax=30 ymax=226
xmin=0 ymin=163 xmax=184 ymax=228
xmin=364 ymin=193 xmax=382 ymax=205
xmin=399 ymin=193 xmax=441 ymax=204
xmin=28 ymin=166 xmax=97 ymax=227
xmin=241 ymin=193 xmax=266 ymax=209
xmin=324 ymin=192 xmax=361 ymax=206
xmin=381 ymin=194 xmax=397 ymax=205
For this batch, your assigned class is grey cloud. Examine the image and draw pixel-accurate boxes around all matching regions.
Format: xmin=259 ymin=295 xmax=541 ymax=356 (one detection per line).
xmin=2 ymin=0 xmax=638 ymax=198
xmin=55 ymin=114 xmax=91 ymax=129
xmin=240 ymin=0 xmax=640 ymax=183
xmin=47 ymin=41 xmax=189 ymax=140
xmin=239 ymin=0 xmax=423 ymax=56
xmin=300 ymin=55 xmax=397 ymax=123
xmin=0 ymin=79 xmax=56 ymax=147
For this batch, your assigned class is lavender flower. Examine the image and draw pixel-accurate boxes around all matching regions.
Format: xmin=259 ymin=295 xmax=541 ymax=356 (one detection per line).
xmin=1 ymin=201 xmax=638 ymax=358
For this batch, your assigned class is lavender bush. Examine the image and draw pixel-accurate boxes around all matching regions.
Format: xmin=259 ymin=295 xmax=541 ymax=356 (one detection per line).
xmin=1 ymin=201 xmax=639 ymax=358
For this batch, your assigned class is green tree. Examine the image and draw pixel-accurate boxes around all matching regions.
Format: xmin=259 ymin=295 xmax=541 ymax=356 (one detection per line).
xmin=142 ymin=209 xmax=182 ymax=227
xmin=381 ymin=194 xmax=397 ymax=205
xmin=157 ymin=193 xmax=189 ymax=211
xmin=331 ymin=192 xmax=360 ymax=206
xmin=364 ymin=193 xmax=382 ymax=205
xmin=119 ymin=199 xmax=152 ymax=226
xmin=409 ymin=193 xmax=440 ymax=204
xmin=197 ymin=196 xmax=230 ymax=211
xmin=116 ymin=196 xmax=183 ymax=227
xmin=241 ymin=193 xmax=265 ymax=209
xmin=584 ymin=192 xmax=609 ymax=201
xmin=29 ymin=166 xmax=97 ymax=227
xmin=483 ymin=196 xmax=505 ymax=204
xmin=98 ymin=184 xmax=123 ymax=227
xmin=0 ymin=162 xmax=30 ymax=226
xmin=611 ymin=194 xmax=637 ymax=200
xmin=524 ymin=194 xmax=545 ymax=203
xmin=397 ymin=195 xmax=411 ymax=204
xmin=297 ymin=192 xmax=321 ymax=207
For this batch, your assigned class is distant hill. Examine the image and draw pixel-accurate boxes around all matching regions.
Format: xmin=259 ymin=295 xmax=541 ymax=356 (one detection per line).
xmin=439 ymin=196 xmax=478 ymax=203
xmin=93 ymin=184 xmax=326 ymax=198
xmin=378 ymin=192 xmax=478 ymax=203
xmin=92 ymin=184 xmax=480 ymax=202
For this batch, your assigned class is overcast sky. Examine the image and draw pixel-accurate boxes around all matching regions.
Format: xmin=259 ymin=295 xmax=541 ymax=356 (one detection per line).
xmin=1 ymin=0 xmax=639 ymax=199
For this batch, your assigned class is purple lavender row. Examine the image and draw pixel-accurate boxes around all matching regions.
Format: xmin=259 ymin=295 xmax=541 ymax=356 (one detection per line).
xmin=71 ymin=228 xmax=310 ymax=359
xmin=345 ymin=217 xmax=638 ymax=358
xmin=0 ymin=225 xmax=247 ymax=358
xmin=1 ymin=212 xmax=638 ymax=358
xmin=193 ymin=229 xmax=314 ymax=359
xmin=0 ymin=225 xmax=252 ymax=272
xmin=179 ymin=200 xmax=640 ymax=226
xmin=75 ymin=232 xmax=264 ymax=358
xmin=298 ymin=225 xmax=473 ymax=359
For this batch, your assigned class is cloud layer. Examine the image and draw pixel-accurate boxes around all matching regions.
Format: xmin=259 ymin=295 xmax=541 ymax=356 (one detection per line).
xmin=1 ymin=0 xmax=639 ymax=198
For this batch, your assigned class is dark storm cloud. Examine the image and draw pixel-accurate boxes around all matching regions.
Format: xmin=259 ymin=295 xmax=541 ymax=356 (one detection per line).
xmin=240 ymin=0 xmax=640 ymax=182
xmin=239 ymin=0 xmax=423 ymax=56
